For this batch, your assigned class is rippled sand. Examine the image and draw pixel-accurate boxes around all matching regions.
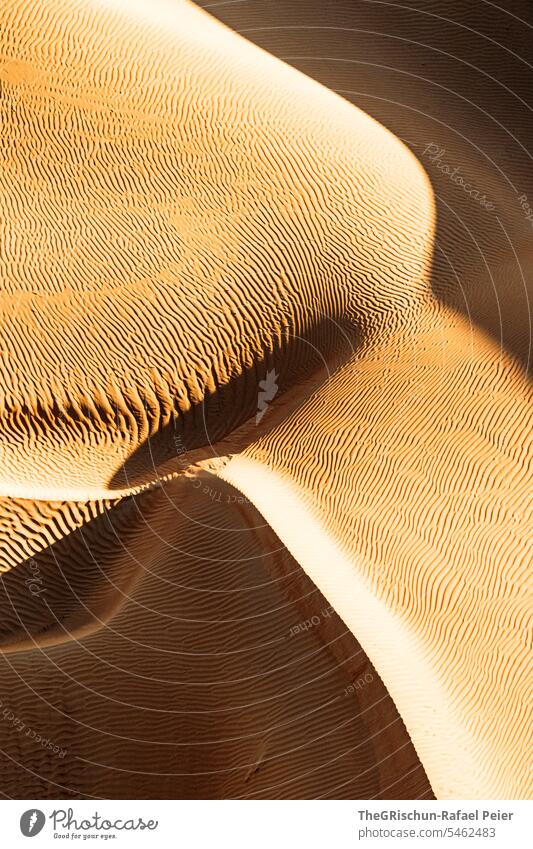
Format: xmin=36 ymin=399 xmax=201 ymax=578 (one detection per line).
xmin=0 ymin=0 xmax=531 ymax=799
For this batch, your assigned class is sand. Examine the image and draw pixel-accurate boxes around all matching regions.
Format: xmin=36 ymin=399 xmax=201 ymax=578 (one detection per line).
xmin=0 ymin=0 xmax=531 ymax=799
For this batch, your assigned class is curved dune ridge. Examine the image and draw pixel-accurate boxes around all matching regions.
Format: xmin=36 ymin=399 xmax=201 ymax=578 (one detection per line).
xmin=221 ymin=309 xmax=532 ymax=799
xmin=0 ymin=0 xmax=531 ymax=800
xmin=0 ymin=480 xmax=431 ymax=799
xmin=0 ymin=0 xmax=434 ymax=499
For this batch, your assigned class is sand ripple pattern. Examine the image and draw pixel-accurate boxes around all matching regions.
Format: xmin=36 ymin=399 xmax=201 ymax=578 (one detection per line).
xmin=0 ymin=479 xmax=431 ymax=798
xmin=0 ymin=0 xmax=531 ymax=800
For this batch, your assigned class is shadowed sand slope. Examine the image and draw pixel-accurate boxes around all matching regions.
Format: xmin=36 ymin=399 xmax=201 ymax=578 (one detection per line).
xmin=200 ymin=0 xmax=533 ymax=370
xmin=0 ymin=0 xmax=531 ymax=801
xmin=0 ymin=477 xmax=432 ymax=799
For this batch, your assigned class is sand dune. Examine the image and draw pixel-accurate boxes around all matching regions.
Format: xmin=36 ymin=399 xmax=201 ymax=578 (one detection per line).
xmin=0 ymin=0 xmax=433 ymax=499
xmin=0 ymin=477 xmax=431 ymax=799
xmin=0 ymin=0 xmax=531 ymax=800
xmin=221 ymin=307 xmax=532 ymax=798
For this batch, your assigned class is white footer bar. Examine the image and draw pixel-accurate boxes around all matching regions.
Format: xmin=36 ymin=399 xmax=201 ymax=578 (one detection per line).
xmin=2 ymin=799 xmax=531 ymax=848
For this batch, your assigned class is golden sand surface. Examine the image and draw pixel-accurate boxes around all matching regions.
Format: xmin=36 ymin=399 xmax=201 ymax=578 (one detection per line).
xmin=0 ymin=0 xmax=531 ymax=799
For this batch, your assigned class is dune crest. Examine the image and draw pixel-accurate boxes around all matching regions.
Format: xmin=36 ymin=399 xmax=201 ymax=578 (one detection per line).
xmin=1 ymin=0 xmax=433 ymax=499
xmin=0 ymin=0 xmax=531 ymax=801
xmin=220 ymin=306 xmax=532 ymax=799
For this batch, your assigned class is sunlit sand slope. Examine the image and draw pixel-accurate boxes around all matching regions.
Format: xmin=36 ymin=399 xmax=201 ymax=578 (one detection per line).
xmin=0 ymin=0 xmax=531 ymax=803
xmin=0 ymin=0 xmax=432 ymax=499
xmin=222 ymin=307 xmax=532 ymax=799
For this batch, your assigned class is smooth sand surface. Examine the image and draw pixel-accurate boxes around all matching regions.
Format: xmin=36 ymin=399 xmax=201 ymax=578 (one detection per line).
xmin=0 ymin=0 xmax=531 ymax=799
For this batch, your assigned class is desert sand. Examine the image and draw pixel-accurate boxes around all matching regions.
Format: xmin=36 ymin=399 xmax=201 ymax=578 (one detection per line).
xmin=0 ymin=0 xmax=531 ymax=799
